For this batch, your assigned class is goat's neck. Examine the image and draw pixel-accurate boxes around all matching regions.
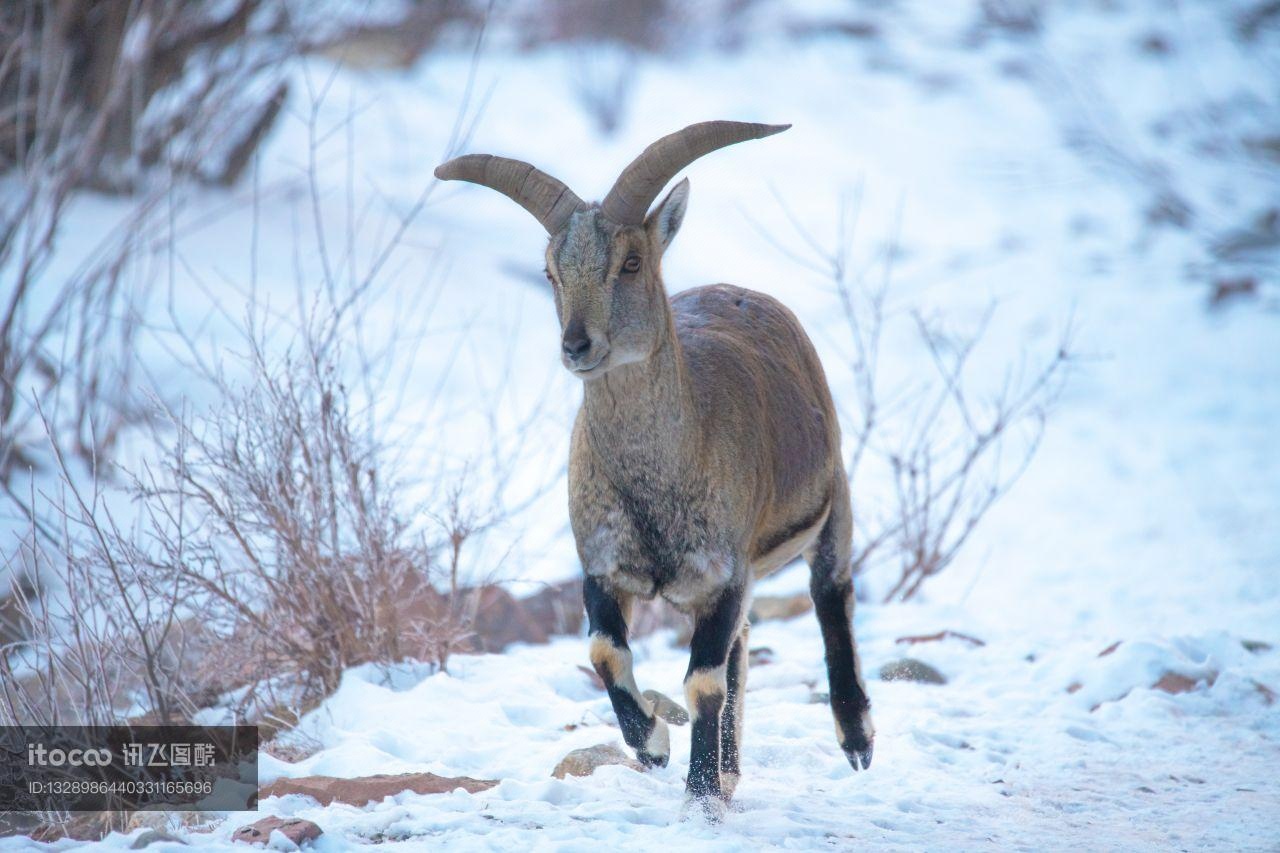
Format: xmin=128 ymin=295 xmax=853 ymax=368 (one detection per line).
xmin=582 ymin=307 xmax=698 ymax=492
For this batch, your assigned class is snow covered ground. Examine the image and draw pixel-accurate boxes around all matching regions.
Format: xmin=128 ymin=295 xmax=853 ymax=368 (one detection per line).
xmin=7 ymin=0 xmax=1279 ymax=849
xmin=216 ymin=619 xmax=1280 ymax=849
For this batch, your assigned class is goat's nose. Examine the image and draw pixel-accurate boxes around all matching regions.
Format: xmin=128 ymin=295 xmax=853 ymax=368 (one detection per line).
xmin=562 ymin=320 xmax=592 ymax=359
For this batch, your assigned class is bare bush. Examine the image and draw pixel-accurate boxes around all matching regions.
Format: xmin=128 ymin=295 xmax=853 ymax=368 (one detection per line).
xmin=873 ymin=308 xmax=1070 ymax=601
xmin=1 ymin=304 xmax=480 ymax=732
xmin=0 ymin=0 xmax=436 ymax=513
xmin=1 ymin=49 xmax=527 ymax=733
xmin=113 ymin=78 xmax=495 ymax=711
xmin=0 ymin=161 xmax=159 ymax=507
xmin=0 ymin=412 xmax=206 ymax=841
xmin=0 ymin=434 xmax=199 ymax=729
xmin=0 ymin=0 xmax=305 ymax=533
xmin=761 ymin=194 xmax=1071 ymax=602
xmin=0 ymin=1 xmax=294 ymax=191
xmin=146 ymin=331 xmax=467 ymax=706
xmin=0 ymin=4 xmax=562 ymax=760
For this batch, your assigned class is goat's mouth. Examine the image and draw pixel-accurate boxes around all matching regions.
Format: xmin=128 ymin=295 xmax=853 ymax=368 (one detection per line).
xmin=565 ymin=348 xmax=610 ymax=378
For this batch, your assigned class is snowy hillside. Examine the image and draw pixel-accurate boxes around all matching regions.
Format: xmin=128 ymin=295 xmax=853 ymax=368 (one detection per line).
xmin=4 ymin=0 xmax=1278 ymax=849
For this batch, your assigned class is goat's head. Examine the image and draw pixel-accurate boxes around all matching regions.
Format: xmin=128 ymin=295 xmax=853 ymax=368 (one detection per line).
xmin=435 ymin=121 xmax=789 ymax=379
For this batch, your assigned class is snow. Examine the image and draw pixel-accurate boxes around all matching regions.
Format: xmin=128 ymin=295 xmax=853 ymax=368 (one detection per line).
xmin=4 ymin=0 xmax=1279 ymax=849
xmin=29 ymin=620 xmax=1280 ymax=850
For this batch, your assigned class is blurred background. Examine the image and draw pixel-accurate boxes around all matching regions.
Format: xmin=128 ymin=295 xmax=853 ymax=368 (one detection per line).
xmin=0 ymin=0 xmax=1277 ymax=845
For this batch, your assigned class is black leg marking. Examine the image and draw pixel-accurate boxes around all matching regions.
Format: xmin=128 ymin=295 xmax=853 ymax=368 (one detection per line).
xmin=687 ymin=691 xmax=725 ymax=797
xmin=605 ymin=684 xmax=662 ymax=763
xmin=584 ymin=575 xmax=669 ymax=767
xmin=812 ymin=578 xmax=873 ymax=770
xmin=687 ymin=584 xmax=745 ymax=673
xmin=684 ymin=584 xmax=745 ymax=802
xmin=719 ymin=624 xmax=747 ymax=790
xmin=806 ymin=479 xmax=874 ymax=772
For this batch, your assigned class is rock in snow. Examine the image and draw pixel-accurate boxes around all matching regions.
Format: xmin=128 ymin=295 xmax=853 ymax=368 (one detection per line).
xmin=750 ymin=592 xmax=813 ymax=623
xmin=551 ymin=743 xmax=646 ymax=778
xmin=879 ymin=658 xmax=948 ymax=684
xmin=231 ymin=817 xmax=322 ymax=847
xmin=1152 ymin=672 xmax=1213 ymax=694
xmin=643 ymin=688 xmax=690 ymax=725
xmin=130 ymin=830 xmax=187 ymax=849
xmin=260 ymin=772 xmax=497 ymax=806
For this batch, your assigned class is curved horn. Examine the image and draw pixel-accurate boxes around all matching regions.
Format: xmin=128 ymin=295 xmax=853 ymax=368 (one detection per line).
xmin=600 ymin=120 xmax=790 ymax=226
xmin=434 ymin=154 xmax=585 ymax=234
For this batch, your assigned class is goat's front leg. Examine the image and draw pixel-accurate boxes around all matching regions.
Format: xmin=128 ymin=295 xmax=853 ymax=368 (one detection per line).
xmin=719 ymin=620 xmax=749 ymax=802
xmin=584 ymin=575 xmax=670 ymax=767
xmin=684 ymin=583 xmax=745 ymax=813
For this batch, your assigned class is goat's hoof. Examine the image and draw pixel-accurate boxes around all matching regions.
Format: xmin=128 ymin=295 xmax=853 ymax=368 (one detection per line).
xmin=843 ymin=740 xmax=874 ymax=771
xmin=718 ymin=771 xmax=740 ymax=802
xmin=841 ymin=707 xmax=875 ymax=771
xmin=636 ymin=716 xmax=670 ymax=768
xmin=682 ymin=793 xmax=727 ymax=823
xmin=637 ymin=749 xmax=669 ymax=769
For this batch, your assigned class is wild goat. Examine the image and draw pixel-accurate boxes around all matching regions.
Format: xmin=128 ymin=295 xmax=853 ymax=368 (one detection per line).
xmin=436 ymin=121 xmax=874 ymax=814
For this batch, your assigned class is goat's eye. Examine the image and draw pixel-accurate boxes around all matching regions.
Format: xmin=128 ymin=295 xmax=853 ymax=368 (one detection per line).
xmin=544 ymin=268 xmax=555 ymax=284
xmin=622 ymin=254 xmax=642 ymax=274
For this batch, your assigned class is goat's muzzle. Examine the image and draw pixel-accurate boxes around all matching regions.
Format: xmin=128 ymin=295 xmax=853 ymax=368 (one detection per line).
xmin=561 ymin=319 xmax=608 ymax=376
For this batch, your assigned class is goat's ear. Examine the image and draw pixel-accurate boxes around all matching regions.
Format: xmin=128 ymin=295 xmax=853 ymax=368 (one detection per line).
xmin=645 ymin=177 xmax=689 ymax=253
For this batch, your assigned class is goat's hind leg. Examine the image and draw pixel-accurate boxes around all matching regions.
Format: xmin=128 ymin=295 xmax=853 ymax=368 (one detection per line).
xmin=584 ymin=575 xmax=670 ymax=767
xmin=805 ymin=478 xmax=875 ymax=770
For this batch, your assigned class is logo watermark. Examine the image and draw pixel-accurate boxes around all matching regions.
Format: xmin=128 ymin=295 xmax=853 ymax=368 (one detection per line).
xmin=1 ymin=725 xmax=258 ymax=811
